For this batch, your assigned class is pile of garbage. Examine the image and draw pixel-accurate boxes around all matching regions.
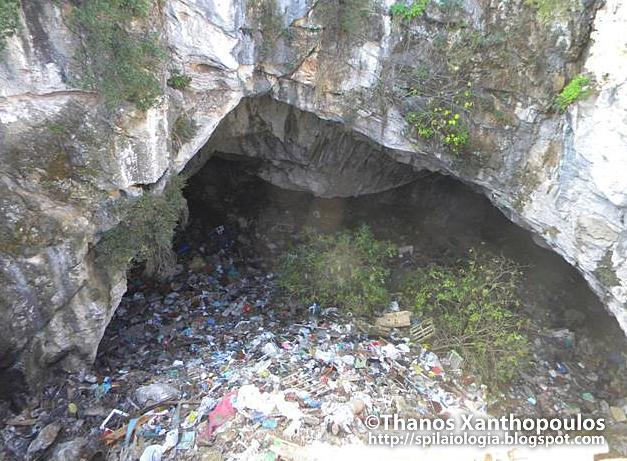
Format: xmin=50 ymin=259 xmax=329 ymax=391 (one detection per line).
xmin=1 ymin=221 xmax=626 ymax=460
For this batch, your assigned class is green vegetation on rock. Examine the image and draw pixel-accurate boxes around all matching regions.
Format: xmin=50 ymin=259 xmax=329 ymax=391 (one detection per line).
xmin=248 ymin=0 xmax=283 ymax=35
xmin=398 ymin=251 xmax=530 ymax=386
xmin=95 ymin=175 xmax=188 ymax=279
xmin=387 ymin=13 xmax=489 ymax=156
xmin=316 ymin=0 xmax=374 ymax=42
xmin=247 ymin=0 xmax=284 ymax=58
xmin=554 ymin=74 xmax=592 ymax=112
xmin=172 ymin=115 xmax=198 ymax=150
xmin=277 ymin=225 xmax=397 ymax=313
xmin=390 ymin=0 xmax=429 ymax=20
xmin=405 ymin=82 xmax=474 ymax=154
xmin=525 ymin=0 xmax=578 ymax=22
xmin=167 ymin=69 xmax=192 ymax=90
xmin=0 ymin=0 xmax=20 ymax=51
xmin=595 ymin=250 xmax=620 ymax=288
xmin=71 ymin=0 xmax=164 ymax=111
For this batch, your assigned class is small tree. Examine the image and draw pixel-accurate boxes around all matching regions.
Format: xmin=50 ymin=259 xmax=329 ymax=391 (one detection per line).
xmin=277 ymin=225 xmax=397 ymax=313
xmin=399 ymin=250 xmax=530 ymax=386
xmin=95 ymin=175 xmax=188 ymax=279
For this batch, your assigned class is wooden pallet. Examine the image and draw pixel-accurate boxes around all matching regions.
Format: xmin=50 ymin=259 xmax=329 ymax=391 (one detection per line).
xmin=410 ymin=318 xmax=435 ymax=343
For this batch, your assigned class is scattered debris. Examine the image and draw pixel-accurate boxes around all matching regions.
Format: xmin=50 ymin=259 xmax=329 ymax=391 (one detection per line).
xmin=374 ymin=310 xmax=412 ymax=329
xmin=26 ymin=423 xmax=61 ymax=458
xmin=447 ymin=350 xmax=464 ymax=371
xmin=135 ymin=383 xmax=182 ymax=407
xmin=410 ymin=318 xmax=435 ymax=343
xmin=398 ymin=245 xmax=414 ymax=258
xmin=48 ymin=437 xmax=88 ymax=461
xmin=2 ymin=211 xmax=626 ymax=460
xmin=610 ymin=406 xmax=627 ymax=423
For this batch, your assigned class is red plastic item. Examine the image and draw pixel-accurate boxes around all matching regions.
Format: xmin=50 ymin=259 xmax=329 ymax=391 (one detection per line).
xmin=197 ymin=391 xmax=237 ymax=443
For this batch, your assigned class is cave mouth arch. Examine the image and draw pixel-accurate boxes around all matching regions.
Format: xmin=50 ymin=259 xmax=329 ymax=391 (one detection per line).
xmin=174 ymin=95 xmax=626 ymax=344
xmin=88 ymin=95 xmax=627 ymax=455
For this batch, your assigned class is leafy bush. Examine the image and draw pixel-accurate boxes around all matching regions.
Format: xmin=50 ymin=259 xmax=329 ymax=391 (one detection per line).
xmin=390 ymin=0 xmax=429 ymax=20
xmin=167 ymin=69 xmax=192 ymax=90
xmin=172 ymin=115 xmax=198 ymax=150
xmin=95 ymin=175 xmax=187 ymax=279
xmin=405 ymin=83 xmax=474 ymax=153
xmin=71 ymin=0 xmax=164 ymax=111
xmin=277 ymin=225 xmax=397 ymax=313
xmin=398 ymin=250 xmax=530 ymax=386
xmin=0 ymin=0 xmax=20 ymax=51
xmin=406 ymin=108 xmax=469 ymax=152
xmin=554 ymin=74 xmax=592 ymax=112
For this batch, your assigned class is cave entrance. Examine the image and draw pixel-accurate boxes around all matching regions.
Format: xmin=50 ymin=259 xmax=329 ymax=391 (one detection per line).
xmin=92 ymin=97 xmax=627 ymax=456
xmin=182 ymin=154 xmax=623 ymax=343
xmin=175 ymin=95 xmax=625 ymax=344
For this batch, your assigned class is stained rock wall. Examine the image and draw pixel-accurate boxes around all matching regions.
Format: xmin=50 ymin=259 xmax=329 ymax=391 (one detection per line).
xmin=0 ymin=0 xmax=626 ymax=381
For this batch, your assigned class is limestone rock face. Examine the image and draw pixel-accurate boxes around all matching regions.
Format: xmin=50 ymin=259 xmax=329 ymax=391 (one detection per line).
xmin=190 ymin=96 xmax=423 ymax=197
xmin=0 ymin=0 xmax=626 ymax=380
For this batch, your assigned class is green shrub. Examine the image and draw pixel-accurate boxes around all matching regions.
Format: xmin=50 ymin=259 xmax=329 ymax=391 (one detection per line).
xmin=167 ymin=69 xmax=192 ymax=90
xmin=390 ymin=0 xmax=429 ymax=20
xmin=0 ymin=0 xmax=20 ymax=51
xmin=277 ymin=225 xmax=397 ymax=313
xmin=554 ymin=74 xmax=592 ymax=112
xmin=95 ymin=175 xmax=187 ymax=279
xmin=172 ymin=115 xmax=198 ymax=150
xmin=525 ymin=0 xmax=576 ymax=22
xmin=595 ymin=250 xmax=620 ymax=288
xmin=398 ymin=250 xmax=530 ymax=386
xmin=71 ymin=0 xmax=164 ymax=111
xmin=316 ymin=0 xmax=373 ymax=42
xmin=405 ymin=83 xmax=474 ymax=154
xmin=406 ymin=108 xmax=469 ymax=152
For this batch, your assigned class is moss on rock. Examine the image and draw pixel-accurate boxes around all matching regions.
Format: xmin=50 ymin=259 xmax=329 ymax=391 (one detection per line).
xmin=596 ymin=250 xmax=620 ymax=288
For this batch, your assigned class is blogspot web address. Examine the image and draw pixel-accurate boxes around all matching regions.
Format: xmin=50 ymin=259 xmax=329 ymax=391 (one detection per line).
xmin=365 ymin=414 xmax=607 ymax=448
